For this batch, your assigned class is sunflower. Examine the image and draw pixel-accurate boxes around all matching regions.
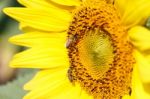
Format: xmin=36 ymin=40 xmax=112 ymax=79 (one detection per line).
xmin=3 ymin=0 xmax=150 ymax=99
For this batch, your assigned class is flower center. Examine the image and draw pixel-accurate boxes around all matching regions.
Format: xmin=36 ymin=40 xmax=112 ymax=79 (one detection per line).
xmin=77 ymin=29 xmax=114 ymax=79
xmin=67 ymin=1 xmax=134 ymax=99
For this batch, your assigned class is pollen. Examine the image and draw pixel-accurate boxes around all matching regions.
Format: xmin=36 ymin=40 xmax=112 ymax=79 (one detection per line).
xmin=67 ymin=0 xmax=135 ymax=99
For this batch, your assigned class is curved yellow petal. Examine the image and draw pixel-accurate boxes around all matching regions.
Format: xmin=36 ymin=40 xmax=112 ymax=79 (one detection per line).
xmin=9 ymin=32 xmax=67 ymax=47
xmin=10 ymin=47 xmax=69 ymax=68
xmin=19 ymin=23 xmax=37 ymax=32
xmin=128 ymin=26 xmax=150 ymax=52
xmin=122 ymin=95 xmax=131 ymax=99
xmin=23 ymin=71 xmax=82 ymax=99
xmin=24 ymin=68 xmax=68 ymax=90
xmin=50 ymin=0 xmax=81 ymax=6
xmin=18 ymin=0 xmax=59 ymax=9
xmin=3 ymin=8 xmax=72 ymax=32
xmin=115 ymin=0 xmax=150 ymax=27
xmin=24 ymin=78 xmax=71 ymax=99
xmin=79 ymin=88 xmax=93 ymax=99
xmin=51 ymin=84 xmax=82 ymax=99
xmin=24 ymin=69 xmax=92 ymax=99
xmin=131 ymin=62 xmax=150 ymax=99
xmin=134 ymin=50 xmax=150 ymax=83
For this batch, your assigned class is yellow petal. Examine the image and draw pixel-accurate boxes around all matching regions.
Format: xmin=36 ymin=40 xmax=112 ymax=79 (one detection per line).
xmin=18 ymin=0 xmax=60 ymax=9
xmin=114 ymin=0 xmax=126 ymax=15
xmin=23 ymin=69 xmax=76 ymax=99
xmin=24 ymin=68 xmax=68 ymax=90
xmin=134 ymin=50 xmax=150 ymax=83
xmin=128 ymin=26 xmax=150 ymax=52
xmin=131 ymin=63 xmax=150 ymax=99
xmin=24 ymin=69 xmax=91 ymax=99
xmin=115 ymin=0 xmax=150 ymax=27
xmin=122 ymin=95 xmax=131 ymax=99
xmin=10 ymin=47 xmax=69 ymax=68
xmin=79 ymin=88 xmax=93 ymax=99
xmin=51 ymin=84 xmax=81 ymax=99
xmin=24 ymin=78 xmax=71 ymax=99
xmin=9 ymin=32 xmax=67 ymax=47
xmin=50 ymin=0 xmax=81 ymax=6
xmin=18 ymin=0 xmax=75 ymax=11
xmin=3 ymin=8 xmax=71 ymax=32
xmin=19 ymin=23 xmax=37 ymax=32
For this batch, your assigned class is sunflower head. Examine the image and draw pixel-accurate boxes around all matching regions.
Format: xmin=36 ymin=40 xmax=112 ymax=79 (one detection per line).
xmin=3 ymin=0 xmax=150 ymax=99
xmin=66 ymin=0 xmax=135 ymax=98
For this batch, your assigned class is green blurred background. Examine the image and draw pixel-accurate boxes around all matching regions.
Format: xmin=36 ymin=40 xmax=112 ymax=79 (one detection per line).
xmin=0 ymin=0 xmax=37 ymax=99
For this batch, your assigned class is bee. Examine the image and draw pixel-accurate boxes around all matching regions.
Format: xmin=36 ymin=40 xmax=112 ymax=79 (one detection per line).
xmin=66 ymin=34 xmax=80 ymax=48
xmin=67 ymin=68 xmax=75 ymax=83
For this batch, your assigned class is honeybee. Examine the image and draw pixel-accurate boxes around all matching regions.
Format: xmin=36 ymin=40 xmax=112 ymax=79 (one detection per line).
xmin=66 ymin=34 xmax=80 ymax=48
xmin=67 ymin=68 xmax=75 ymax=83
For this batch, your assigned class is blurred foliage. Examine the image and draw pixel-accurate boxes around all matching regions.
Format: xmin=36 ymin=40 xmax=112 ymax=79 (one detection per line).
xmin=0 ymin=0 xmax=37 ymax=99
xmin=0 ymin=70 xmax=36 ymax=99
xmin=0 ymin=0 xmax=19 ymax=32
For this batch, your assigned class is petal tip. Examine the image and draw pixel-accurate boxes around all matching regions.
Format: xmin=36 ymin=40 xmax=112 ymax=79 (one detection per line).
xmin=23 ymin=84 xmax=31 ymax=90
xmin=9 ymin=60 xmax=16 ymax=68
xmin=9 ymin=36 xmax=16 ymax=43
xmin=3 ymin=8 xmax=11 ymax=15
